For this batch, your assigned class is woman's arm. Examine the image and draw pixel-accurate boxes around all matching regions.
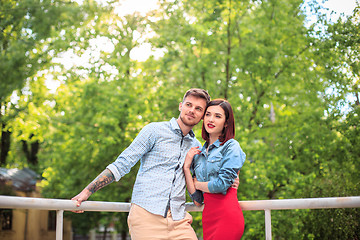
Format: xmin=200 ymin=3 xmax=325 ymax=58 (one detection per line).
xmin=184 ymin=168 xmax=202 ymax=206
xmin=194 ymin=171 xmax=240 ymax=193
xmin=183 ymin=147 xmax=202 ymax=206
xmin=194 ymin=177 xmax=210 ymax=193
xmin=194 ymin=174 xmax=240 ymax=193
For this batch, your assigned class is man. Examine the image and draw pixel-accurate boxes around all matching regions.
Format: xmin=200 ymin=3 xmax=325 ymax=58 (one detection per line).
xmin=72 ymin=88 xmax=211 ymax=240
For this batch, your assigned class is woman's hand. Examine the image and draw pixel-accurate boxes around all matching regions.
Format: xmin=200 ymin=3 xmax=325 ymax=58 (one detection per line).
xmin=183 ymin=146 xmax=201 ymax=169
xmin=231 ymin=170 xmax=240 ymax=189
xmin=183 ymin=148 xmax=202 ymax=203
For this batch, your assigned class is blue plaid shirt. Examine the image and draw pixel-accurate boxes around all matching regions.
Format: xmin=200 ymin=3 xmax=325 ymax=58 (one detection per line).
xmin=107 ymin=118 xmax=201 ymax=220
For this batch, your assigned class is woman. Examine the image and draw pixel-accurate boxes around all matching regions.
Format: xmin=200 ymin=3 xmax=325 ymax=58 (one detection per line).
xmin=183 ymin=99 xmax=246 ymax=240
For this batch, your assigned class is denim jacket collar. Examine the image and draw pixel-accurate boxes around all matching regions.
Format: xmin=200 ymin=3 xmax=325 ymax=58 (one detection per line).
xmin=201 ymin=139 xmax=221 ymax=154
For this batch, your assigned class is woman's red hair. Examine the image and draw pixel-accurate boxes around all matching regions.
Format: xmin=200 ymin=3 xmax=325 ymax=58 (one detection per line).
xmin=202 ymin=99 xmax=235 ymax=145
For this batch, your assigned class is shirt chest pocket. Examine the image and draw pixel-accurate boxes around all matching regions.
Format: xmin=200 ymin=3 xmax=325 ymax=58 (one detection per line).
xmin=207 ymin=155 xmax=222 ymax=176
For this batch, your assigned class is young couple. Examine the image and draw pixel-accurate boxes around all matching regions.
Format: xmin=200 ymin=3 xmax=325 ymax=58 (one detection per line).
xmin=72 ymin=88 xmax=246 ymax=240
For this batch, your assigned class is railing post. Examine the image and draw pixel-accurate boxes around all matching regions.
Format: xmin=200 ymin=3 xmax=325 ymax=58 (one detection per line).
xmin=265 ymin=209 xmax=272 ymax=240
xmin=56 ymin=210 xmax=64 ymax=240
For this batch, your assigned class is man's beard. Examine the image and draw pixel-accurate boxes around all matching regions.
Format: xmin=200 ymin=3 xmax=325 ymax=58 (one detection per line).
xmin=180 ymin=115 xmax=197 ymax=128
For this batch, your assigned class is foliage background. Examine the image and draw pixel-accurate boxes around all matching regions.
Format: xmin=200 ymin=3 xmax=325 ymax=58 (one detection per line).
xmin=1 ymin=0 xmax=359 ymax=239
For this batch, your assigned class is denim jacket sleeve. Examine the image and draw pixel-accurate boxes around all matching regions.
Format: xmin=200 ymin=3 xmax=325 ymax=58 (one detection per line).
xmin=190 ymin=190 xmax=204 ymax=204
xmin=207 ymin=139 xmax=246 ymax=194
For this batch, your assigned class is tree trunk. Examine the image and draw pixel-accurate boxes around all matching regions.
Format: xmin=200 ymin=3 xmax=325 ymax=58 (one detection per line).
xmin=21 ymin=134 xmax=39 ymax=165
xmin=121 ymin=230 xmax=127 ymax=240
xmin=224 ymin=0 xmax=232 ymax=99
xmin=0 ymin=123 xmax=11 ymax=166
xmin=102 ymin=225 xmax=107 ymax=240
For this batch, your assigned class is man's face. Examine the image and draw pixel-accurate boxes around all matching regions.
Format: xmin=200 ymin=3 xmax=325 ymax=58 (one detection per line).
xmin=178 ymin=95 xmax=207 ymax=127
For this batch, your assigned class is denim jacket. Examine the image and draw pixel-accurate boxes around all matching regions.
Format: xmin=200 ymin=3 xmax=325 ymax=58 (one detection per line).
xmin=190 ymin=138 xmax=246 ymax=202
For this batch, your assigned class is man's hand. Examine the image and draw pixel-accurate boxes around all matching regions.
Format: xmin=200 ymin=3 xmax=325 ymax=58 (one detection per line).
xmin=71 ymin=169 xmax=115 ymax=213
xmin=71 ymin=189 xmax=91 ymax=213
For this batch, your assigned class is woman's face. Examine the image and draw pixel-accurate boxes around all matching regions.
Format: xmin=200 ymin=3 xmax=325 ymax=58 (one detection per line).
xmin=204 ymin=105 xmax=226 ymax=138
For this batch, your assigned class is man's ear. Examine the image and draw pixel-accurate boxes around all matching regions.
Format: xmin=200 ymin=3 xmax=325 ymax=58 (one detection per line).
xmin=179 ymin=102 xmax=182 ymax=112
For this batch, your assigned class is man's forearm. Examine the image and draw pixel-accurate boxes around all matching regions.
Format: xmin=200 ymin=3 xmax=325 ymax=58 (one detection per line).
xmin=86 ymin=168 xmax=115 ymax=194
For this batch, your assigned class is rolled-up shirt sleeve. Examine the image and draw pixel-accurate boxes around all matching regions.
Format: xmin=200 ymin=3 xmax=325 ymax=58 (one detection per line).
xmin=207 ymin=140 xmax=246 ymax=194
xmin=107 ymin=123 xmax=156 ymax=181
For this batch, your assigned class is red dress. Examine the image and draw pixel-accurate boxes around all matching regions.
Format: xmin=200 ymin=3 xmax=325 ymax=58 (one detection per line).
xmin=202 ymin=187 xmax=244 ymax=240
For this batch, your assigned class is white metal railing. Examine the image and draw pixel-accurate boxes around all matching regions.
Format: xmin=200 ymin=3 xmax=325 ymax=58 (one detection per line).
xmin=0 ymin=195 xmax=359 ymax=240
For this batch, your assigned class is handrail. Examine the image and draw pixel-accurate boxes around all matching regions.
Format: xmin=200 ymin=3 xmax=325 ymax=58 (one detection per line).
xmin=1 ymin=195 xmax=359 ymax=240
xmin=1 ymin=195 xmax=359 ymax=212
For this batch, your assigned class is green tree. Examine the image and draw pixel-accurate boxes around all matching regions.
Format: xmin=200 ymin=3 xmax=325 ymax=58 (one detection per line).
xmin=40 ymin=77 xmax=135 ymax=235
xmin=145 ymin=0 xmax=359 ymax=238
xmin=1 ymin=0 xmax=357 ymax=238
xmin=0 ymin=0 xmax=97 ymax=168
xmin=299 ymin=7 xmax=360 ymax=238
xmin=39 ymin=4 xmax=156 ymax=237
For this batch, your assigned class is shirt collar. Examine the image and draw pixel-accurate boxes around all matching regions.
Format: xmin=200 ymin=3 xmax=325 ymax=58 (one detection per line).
xmin=202 ymin=139 xmax=221 ymax=153
xmin=204 ymin=139 xmax=221 ymax=148
xmin=170 ymin=117 xmax=195 ymax=138
xmin=212 ymin=139 xmax=221 ymax=147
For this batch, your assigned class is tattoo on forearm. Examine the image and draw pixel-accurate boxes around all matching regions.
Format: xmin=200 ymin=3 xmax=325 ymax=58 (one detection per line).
xmin=86 ymin=169 xmax=115 ymax=194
